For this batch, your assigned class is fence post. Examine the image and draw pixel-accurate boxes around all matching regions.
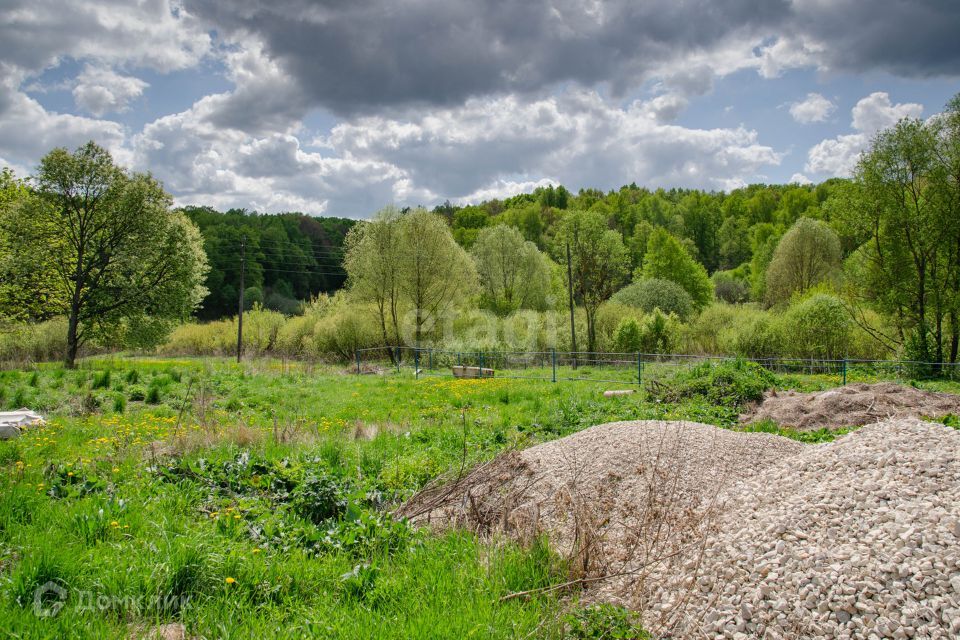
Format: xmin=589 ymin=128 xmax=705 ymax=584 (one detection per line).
xmin=428 ymin=349 xmax=433 ymax=371
xmin=842 ymin=358 xmax=847 ymax=385
xmin=395 ymin=347 xmax=400 ymax=373
xmin=415 ymin=349 xmax=420 ymax=379
xmin=479 ymin=351 xmax=485 ymax=375
xmin=552 ymin=348 xmax=557 ymax=383
xmin=637 ymin=352 xmax=642 ymax=387
xmin=355 ymin=349 xmax=361 ymax=375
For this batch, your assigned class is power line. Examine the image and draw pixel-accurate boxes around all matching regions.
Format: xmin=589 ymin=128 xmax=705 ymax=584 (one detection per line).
xmin=255 ymin=266 xmax=347 ymax=277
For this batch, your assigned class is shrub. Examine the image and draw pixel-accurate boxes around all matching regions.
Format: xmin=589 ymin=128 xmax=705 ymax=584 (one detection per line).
xmin=611 ymin=278 xmax=694 ymax=320
xmin=0 ymin=317 xmax=68 ymax=364
xmin=682 ymin=303 xmax=742 ymax=354
xmin=711 ymin=270 xmax=750 ymax=304
xmin=613 ymin=318 xmax=643 ymax=353
xmin=647 ymin=358 xmax=778 ymax=407
xmin=781 ymin=293 xmax=851 ymax=359
xmin=732 ymin=309 xmax=784 ymax=358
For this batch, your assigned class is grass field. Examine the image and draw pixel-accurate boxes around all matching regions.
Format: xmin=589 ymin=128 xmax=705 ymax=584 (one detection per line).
xmin=1 ymin=357 xmax=957 ymax=638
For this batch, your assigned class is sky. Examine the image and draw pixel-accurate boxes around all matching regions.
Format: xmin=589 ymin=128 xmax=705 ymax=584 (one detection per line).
xmin=1 ymin=0 xmax=958 ymax=219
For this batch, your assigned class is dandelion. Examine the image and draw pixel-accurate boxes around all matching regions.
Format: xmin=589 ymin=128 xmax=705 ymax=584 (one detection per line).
xmin=225 ymin=577 xmax=236 ymax=585
xmin=110 ymin=521 xmax=119 ymax=527
xmin=252 ymin=548 xmax=261 ymax=554
xmin=113 ymin=468 xmax=120 ymax=473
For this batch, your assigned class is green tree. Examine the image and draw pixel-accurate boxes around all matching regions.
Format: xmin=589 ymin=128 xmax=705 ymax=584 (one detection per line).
xmin=717 ymin=216 xmax=751 ymax=269
xmin=553 ymin=210 xmax=630 ymax=353
xmin=765 ymin=217 xmax=842 ymax=305
xmin=397 ymin=208 xmax=477 ymax=345
xmin=838 ymin=111 xmax=959 ymax=362
xmin=640 ymin=228 xmax=713 ymax=309
xmin=344 ymin=206 xmax=405 ymax=352
xmin=611 ymin=278 xmax=694 ymax=320
xmin=0 ymin=170 xmax=64 ymax=321
xmin=470 ymin=224 xmax=552 ymax=315
xmin=6 ymin=142 xmax=208 ymax=367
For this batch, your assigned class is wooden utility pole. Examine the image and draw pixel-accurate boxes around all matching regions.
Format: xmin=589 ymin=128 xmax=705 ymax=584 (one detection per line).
xmin=566 ymin=242 xmax=578 ymax=369
xmin=237 ymin=239 xmax=245 ymax=363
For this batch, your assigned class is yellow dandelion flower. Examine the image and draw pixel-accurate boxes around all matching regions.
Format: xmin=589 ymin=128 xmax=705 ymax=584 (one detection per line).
xmin=225 ymin=577 xmax=236 ymax=585
xmin=252 ymin=548 xmax=261 ymax=554
xmin=110 ymin=521 xmax=119 ymax=527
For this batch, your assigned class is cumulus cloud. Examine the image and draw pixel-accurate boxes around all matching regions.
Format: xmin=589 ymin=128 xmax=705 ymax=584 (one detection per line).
xmin=805 ymin=92 xmax=924 ymax=176
xmin=0 ymin=71 xmax=128 ymax=169
xmin=789 ymin=92 xmax=835 ymax=124
xmin=0 ymin=0 xmax=210 ymax=75
xmin=73 ymin=65 xmax=149 ymax=116
xmin=127 ymin=87 xmax=780 ymax=217
xmin=179 ymin=0 xmax=959 ymax=114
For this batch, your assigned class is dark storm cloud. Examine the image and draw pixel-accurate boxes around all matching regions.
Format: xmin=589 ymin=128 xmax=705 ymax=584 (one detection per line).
xmin=183 ymin=0 xmax=791 ymax=114
xmin=183 ymin=0 xmax=960 ymax=115
xmin=793 ymin=0 xmax=960 ymax=77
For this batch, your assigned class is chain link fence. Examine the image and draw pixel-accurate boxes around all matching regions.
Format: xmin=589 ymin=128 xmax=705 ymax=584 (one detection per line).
xmin=354 ymin=347 xmax=960 ymax=386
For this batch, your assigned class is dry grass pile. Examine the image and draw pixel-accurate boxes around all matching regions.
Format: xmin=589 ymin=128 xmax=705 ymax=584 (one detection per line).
xmin=741 ymin=382 xmax=960 ymax=430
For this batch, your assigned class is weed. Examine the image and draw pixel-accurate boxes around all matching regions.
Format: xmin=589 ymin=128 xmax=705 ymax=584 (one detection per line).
xmin=563 ymin=603 xmax=650 ymax=639
xmin=91 ymin=370 xmax=111 ymax=390
xmin=145 ymin=385 xmax=162 ymax=405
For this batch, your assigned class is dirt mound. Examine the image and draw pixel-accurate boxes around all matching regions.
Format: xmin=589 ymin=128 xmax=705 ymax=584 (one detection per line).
xmin=658 ymin=418 xmax=960 ymax=638
xmin=741 ymin=382 xmax=960 ymax=430
xmin=399 ymin=421 xmax=805 ymax=622
xmin=402 ymin=418 xmax=960 ymax=639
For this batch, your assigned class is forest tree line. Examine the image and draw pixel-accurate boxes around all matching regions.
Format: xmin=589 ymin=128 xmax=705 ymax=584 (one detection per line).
xmin=2 ymin=93 xmax=959 ymax=366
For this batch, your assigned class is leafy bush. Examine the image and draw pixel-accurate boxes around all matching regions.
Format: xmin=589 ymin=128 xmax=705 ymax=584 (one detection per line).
xmin=781 ymin=293 xmax=850 ymax=359
xmin=611 ymin=278 xmax=694 ymax=320
xmin=732 ymin=309 xmax=784 ymax=358
xmin=0 ymin=317 xmax=68 ymax=363
xmin=711 ymin=269 xmax=750 ymax=304
xmin=647 ymin=358 xmax=778 ymax=407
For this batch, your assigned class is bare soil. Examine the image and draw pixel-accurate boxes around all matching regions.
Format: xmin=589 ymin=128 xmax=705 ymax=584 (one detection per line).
xmin=740 ymin=382 xmax=960 ymax=430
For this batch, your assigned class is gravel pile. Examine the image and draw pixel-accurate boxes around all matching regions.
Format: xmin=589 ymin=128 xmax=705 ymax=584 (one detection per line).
xmin=403 ymin=418 xmax=960 ymax=639
xmin=741 ymin=382 xmax=960 ymax=430
xmin=655 ymin=418 xmax=960 ymax=639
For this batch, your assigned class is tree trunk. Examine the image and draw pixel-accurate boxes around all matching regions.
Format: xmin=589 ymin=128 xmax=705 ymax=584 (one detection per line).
xmin=585 ymin=307 xmax=596 ymax=355
xmin=951 ymin=311 xmax=959 ymax=364
xmin=65 ymin=304 xmax=80 ymax=369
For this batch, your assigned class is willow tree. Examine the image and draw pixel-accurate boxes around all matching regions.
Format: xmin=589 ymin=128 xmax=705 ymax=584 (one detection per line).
xmin=765 ymin=217 xmax=842 ymax=305
xmin=343 ymin=206 xmax=404 ymax=352
xmin=7 ymin=142 xmax=208 ymax=367
xmin=471 ymin=223 xmax=552 ymax=315
xmin=397 ymin=208 xmax=477 ymax=346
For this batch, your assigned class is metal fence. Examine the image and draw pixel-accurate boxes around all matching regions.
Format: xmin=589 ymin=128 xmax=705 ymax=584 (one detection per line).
xmin=354 ymin=346 xmax=960 ymax=386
